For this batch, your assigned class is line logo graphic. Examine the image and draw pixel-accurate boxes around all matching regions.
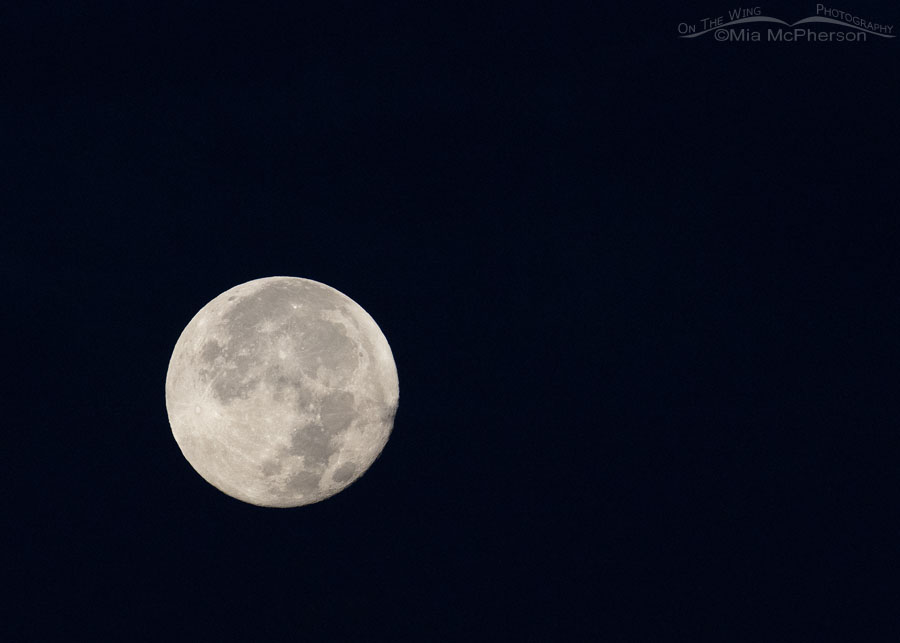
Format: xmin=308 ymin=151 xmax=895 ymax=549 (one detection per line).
xmin=677 ymin=5 xmax=894 ymax=42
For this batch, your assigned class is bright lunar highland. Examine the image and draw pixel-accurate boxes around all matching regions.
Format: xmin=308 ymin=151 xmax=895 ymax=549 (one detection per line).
xmin=165 ymin=277 xmax=399 ymax=507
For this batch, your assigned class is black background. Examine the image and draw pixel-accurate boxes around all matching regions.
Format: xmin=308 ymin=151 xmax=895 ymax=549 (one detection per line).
xmin=3 ymin=2 xmax=898 ymax=640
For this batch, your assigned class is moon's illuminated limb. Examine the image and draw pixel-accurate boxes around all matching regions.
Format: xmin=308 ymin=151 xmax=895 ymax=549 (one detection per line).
xmin=165 ymin=277 xmax=399 ymax=507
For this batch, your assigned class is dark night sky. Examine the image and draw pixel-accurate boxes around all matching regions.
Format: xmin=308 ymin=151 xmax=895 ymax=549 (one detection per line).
xmin=3 ymin=2 xmax=899 ymax=640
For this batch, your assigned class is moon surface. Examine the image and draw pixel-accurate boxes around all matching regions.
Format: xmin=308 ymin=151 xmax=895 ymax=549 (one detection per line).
xmin=165 ymin=277 xmax=399 ymax=507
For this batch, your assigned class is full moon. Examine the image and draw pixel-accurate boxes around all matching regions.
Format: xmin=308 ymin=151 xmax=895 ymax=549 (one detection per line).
xmin=165 ymin=277 xmax=399 ymax=507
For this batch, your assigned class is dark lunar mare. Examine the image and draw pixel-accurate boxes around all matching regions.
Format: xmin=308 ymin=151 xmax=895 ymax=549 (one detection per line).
xmin=199 ymin=281 xmax=359 ymax=404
